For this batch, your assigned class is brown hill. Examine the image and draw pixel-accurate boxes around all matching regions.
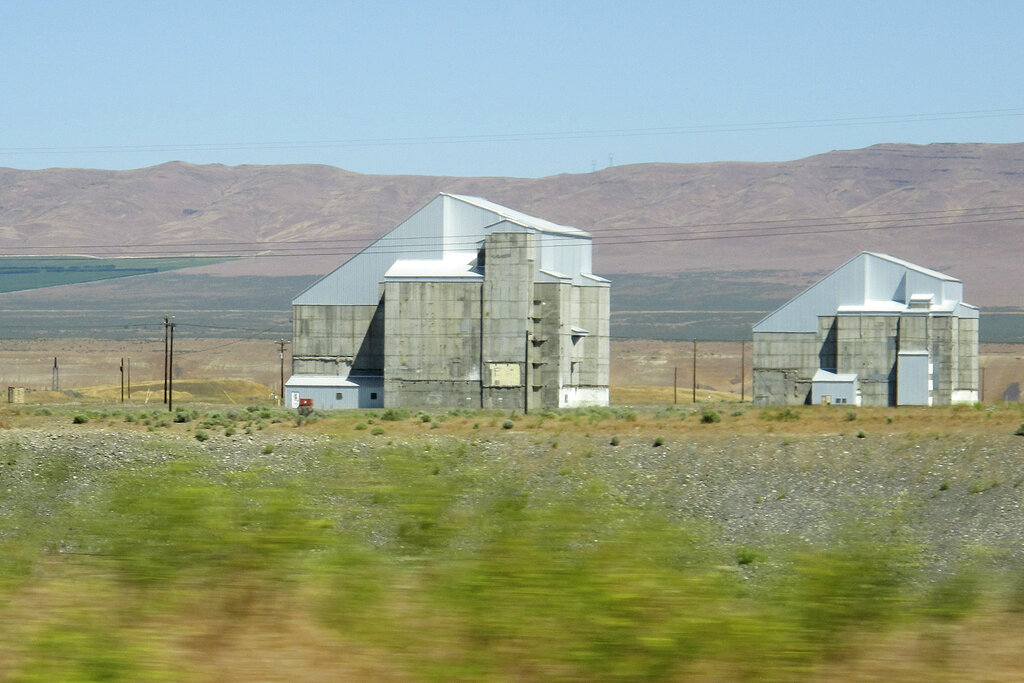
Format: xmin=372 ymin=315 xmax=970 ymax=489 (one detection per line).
xmin=1 ymin=142 xmax=1023 ymax=306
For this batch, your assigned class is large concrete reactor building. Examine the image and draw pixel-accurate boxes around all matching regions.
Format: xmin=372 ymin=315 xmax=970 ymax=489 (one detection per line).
xmin=753 ymin=252 xmax=978 ymax=407
xmin=286 ymin=193 xmax=610 ymax=411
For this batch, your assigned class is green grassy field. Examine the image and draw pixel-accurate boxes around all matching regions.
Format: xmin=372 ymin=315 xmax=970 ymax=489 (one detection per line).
xmin=3 ymin=403 xmax=1024 ymax=680
xmin=0 ymin=256 xmax=234 ymax=294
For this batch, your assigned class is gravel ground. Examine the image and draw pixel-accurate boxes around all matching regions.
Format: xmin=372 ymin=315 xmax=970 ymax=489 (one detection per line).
xmin=3 ymin=425 xmax=1023 ymax=576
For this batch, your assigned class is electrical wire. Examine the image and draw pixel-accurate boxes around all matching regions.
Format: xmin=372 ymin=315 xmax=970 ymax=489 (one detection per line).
xmin=6 ymin=202 xmax=1024 ymax=253
xmin=2 ymin=107 xmax=1024 ymax=156
xmin=2 ymin=204 xmax=1022 ymax=261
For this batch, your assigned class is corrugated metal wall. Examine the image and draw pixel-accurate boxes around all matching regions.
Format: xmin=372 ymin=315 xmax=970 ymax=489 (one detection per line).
xmin=294 ymin=197 xmax=445 ymax=306
xmin=755 ymin=252 xmax=975 ymax=334
xmin=897 ymin=351 xmax=930 ymax=405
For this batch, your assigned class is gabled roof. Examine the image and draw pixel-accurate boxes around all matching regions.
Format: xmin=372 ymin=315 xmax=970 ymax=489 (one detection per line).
xmin=754 ymin=251 xmax=976 ymax=333
xmin=862 ymin=252 xmax=958 ymax=282
xmin=812 ymin=369 xmax=858 ymax=383
xmin=443 ymin=193 xmax=589 ymax=237
xmin=284 ymin=374 xmax=382 ymax=388
xmin=294 ymin=193 xmax=601 ymax=306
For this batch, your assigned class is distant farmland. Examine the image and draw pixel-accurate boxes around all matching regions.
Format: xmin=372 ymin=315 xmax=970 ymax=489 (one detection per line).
xmin=0 ymin=256 xmax=234 ymax=293
xmin=0 ymin=267 xmax=1019 ymax=344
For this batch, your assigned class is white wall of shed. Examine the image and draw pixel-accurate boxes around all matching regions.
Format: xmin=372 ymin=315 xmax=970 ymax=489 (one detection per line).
xmin=560 ymin=386 xmax=609 ymax=408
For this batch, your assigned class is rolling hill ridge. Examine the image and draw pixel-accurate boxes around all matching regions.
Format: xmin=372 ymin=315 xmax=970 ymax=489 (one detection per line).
xmin=1 ymin=142 xmax=1022 ymax=308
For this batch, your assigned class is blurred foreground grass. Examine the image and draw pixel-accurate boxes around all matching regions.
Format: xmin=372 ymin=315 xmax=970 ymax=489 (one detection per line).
xmin=2 ymin=436 xmax=1023 ymax=681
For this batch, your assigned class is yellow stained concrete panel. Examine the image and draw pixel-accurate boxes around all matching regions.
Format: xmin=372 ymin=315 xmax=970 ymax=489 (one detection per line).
xmin=489 ymin=362 xmax=521 ymax=386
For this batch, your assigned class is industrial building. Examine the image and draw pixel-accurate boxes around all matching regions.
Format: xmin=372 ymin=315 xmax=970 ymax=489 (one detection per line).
xmin=286 ymin=193 xmax=610 ymax=410
xmin=753 ymin=252 xmax=979 ymax=407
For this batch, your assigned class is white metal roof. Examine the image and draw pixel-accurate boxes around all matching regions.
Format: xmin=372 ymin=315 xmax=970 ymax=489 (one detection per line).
xmin=812 ymin=369 xmax=859 ymax=383
xmin=294 ymin=193 xmax=603 ymax=305
xmin=836 ymin=300 xmax=908 ymax=313
xmin=285 ymin=375 xmax=360 ymax=388
xmin=754 ymin=251 xmax=977 ymax=333
xmin=837 ymin=300 xmax=960 ymax=314
xmin=538 ymin=268 xmax=571 ymax=280
xmin=384 ymin=252 xmax=481 ymax=279
xmin=864 ymin=252 xmax=959 ymax=282
xmin=444 ymin=193 xmax=589 ymax=237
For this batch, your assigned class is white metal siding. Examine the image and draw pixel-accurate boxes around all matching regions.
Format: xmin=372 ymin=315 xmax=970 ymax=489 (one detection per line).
xmin=443 ymin=195 xmax=505 ymax=251
xmin=536 ymin=233 xmax=592 ymax=284
xmin=755 ymin=252 xmax=975 ymax=334
xmin=897 ymin=352 xmax=930 ymax=405
xmin=812 ymin=379 xmax=857 ymax=405
xmin=754 ymin=252 xmax=869 ymax=333
xmin=285 ymin=378 xmax=383 ymax=409
xmin=293 ymin=197 xmax=445 ymax=306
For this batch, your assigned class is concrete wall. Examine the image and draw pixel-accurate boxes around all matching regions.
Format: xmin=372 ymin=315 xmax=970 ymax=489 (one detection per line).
xmin=562 ymin=284 xmax=609 ymax=407
xmin=756 ymin=311 xmax=979 ymax=407
xmin=481 ymin=232 xmax=534 ymax=411
xmin=293 ymin=229 xmax=609 ymax=411
xmin=382 ymin=280 xmax=483 ymax=409
xmin=837 ymin=314 xmax=898 ymax=406
xmin=927 ymin=316 xmax=955 ymax=405
xmin=956 ymin=317 xmax=979 ymax=401
xmin=753 ymin=331 xmax=819 ymax=405
xmin=381 ymin=232 xmax=538 ymax=411
xmin=292 ymin=303 xmax=383 ymax=376
xmin=532 ymin=281 xmax=568 ymax=409
xmin=531 ymin=279 xmax=610 ymax=408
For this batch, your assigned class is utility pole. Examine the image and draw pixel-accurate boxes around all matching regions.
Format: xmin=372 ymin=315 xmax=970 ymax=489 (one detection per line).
xmin=277 ymin=339 xmax=289 ymax=407
xmin=51 ymin=357 xmax=59 ymax=392
xmin=120 ymin=357 xmax=124 ymax=403
xmin=163 ymin=315 xmax=170 ymax=404
xmin=127 ymin=358 xmax=131 ymax=400
xmin=673 ymin=367 xmax=678 ymax=405
xmin=168 ymin=320 xmax=176 ymax=412
xmin=692 ymin=339 xmax=697 ymax=404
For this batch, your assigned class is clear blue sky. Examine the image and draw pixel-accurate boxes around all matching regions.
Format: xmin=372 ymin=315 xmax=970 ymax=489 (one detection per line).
xmin=2 ymin=1 xmax=1022 ymax=177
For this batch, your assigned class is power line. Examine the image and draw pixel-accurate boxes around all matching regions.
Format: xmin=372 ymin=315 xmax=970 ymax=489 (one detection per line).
xmin=2 ymin=107 xmax=1023 ymax=157
xmin=183 ymin=323 xmax=294 ymax=354
xmin=2 ymin=206 xmax=1022 ymax=261
xmin=3 ymin=202 xmax=1023 ymax=254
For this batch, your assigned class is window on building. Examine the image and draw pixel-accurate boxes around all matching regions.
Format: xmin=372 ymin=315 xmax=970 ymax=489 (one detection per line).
xmin=336 ymin=392 xmax=343 ymax=400
xmin=370 ymin=392 xmax=378 ymax=400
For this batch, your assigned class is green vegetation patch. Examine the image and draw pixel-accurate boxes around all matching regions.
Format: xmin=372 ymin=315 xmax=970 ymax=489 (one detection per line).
xmin=0 ymin=256 xmax=235 ymax=294
xmin=0 ymin=433 xmax=1020 ymax=679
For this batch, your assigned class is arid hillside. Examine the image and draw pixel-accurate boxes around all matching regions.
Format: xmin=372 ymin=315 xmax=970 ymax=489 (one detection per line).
xmin=2 ymin=142 xmax=1023 ymax=306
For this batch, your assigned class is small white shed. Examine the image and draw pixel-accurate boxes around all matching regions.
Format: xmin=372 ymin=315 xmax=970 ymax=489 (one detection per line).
xmin=811 ymin=369 xmax=860 ymax=406
xmin=283 ymin=375 xmax=384 ymax=410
